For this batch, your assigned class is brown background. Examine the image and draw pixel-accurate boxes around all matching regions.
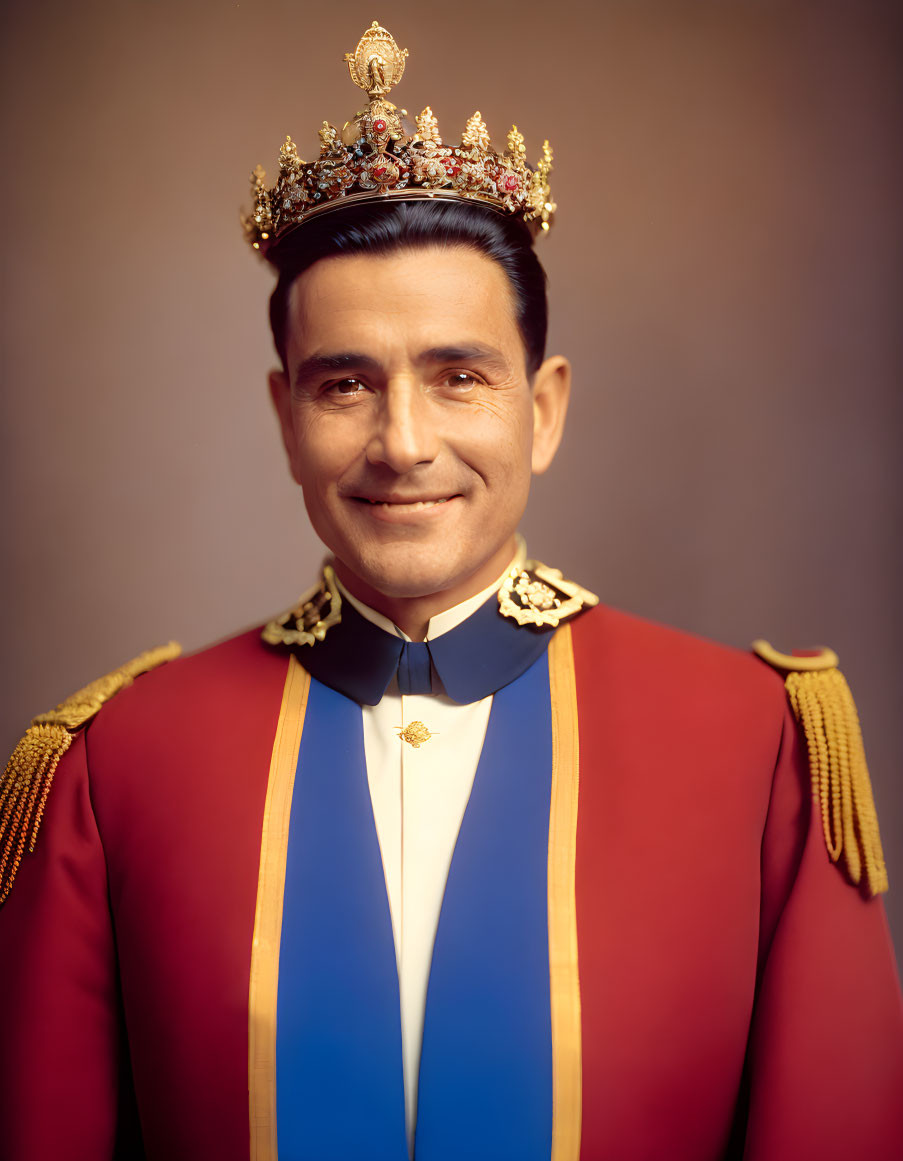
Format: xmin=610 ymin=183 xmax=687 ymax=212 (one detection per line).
xmin=2 ymin=1 xmax=901 ymax=958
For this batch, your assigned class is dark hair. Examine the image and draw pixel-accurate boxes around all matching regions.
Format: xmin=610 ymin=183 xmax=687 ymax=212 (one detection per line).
xmin=267 ymin=199 xmax=548 ymax=376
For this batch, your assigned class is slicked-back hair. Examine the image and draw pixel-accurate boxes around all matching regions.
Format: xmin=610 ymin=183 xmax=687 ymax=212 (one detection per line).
xmin=267 ymin=200 xmax=549 ymax=377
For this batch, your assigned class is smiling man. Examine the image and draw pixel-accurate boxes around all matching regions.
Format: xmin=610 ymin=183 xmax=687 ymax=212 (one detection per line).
xmin=1 ymin=21 xmax=901 ymax=1161
xmin=268 ymin=243 xmax=568 ymax=635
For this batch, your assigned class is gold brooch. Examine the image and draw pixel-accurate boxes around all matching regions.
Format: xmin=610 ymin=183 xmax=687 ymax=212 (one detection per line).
xmin=262 ymin=564 xmax=342 ymax=647
xmin=397 ymin=721 xmax=435 ymax=748
xmin=497 ymin=561 xmax=598 ymax=629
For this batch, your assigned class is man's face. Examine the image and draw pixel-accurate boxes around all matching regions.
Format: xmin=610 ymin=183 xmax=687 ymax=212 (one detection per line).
xmin=269 ymin=245 xmax=565 ymax=602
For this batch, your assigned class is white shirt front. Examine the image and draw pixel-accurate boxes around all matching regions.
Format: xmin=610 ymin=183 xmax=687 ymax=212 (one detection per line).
xmin=336 ymin=569 xmax=515 ymax=1155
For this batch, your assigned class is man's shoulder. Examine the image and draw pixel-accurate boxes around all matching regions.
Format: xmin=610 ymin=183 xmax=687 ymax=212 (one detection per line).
xmin=88 ymin=625 xmax=288 ymax=744
xmin=0 ymin=626 xmax=291 ymax=905
xmin=569 ymin=603 xmax=787 ymax=724
xmin=71 ymin=626 xmax=291 ymax=841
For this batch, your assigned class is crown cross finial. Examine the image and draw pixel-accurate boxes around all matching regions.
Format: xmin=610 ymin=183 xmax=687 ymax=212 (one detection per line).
xmin=344 ymin=22 xmax=408 ymax=99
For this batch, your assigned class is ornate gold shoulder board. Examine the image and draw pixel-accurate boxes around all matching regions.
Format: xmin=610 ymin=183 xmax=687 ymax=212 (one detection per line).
xmin=0 ymin=642 xmax=181 ymax=906
xmin=262 ymin=564 xmax=342 ymax=648
xmin=497 ymin=555 xmax=599 ymax=630
xmin=752 ymin=640 xmax=888 ymax=896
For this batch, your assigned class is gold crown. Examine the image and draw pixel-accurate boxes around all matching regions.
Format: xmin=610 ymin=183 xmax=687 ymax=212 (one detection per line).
xmin=242 ymin=21 xmax=556 ymax=257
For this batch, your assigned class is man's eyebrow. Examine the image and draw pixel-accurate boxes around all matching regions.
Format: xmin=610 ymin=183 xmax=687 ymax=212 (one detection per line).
xmin=418 ymin=344 xmax=510 ymax=371
xmin=292 ymin=352 xmax=383 ymax=384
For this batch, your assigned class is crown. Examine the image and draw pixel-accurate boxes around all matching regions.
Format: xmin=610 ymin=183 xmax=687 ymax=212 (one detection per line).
xmin=242 ymin=21 xmax=556 ymax=258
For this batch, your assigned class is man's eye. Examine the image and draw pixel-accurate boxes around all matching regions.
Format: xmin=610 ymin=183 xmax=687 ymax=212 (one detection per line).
xmin=326 ymin=378 xmax=368 ymax=397
xmin=442 ymin=372 xmax=480 ymax=390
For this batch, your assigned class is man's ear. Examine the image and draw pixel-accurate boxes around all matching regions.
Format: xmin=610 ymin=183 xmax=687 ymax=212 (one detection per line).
xmin=531 ymin=355 xmax=571 ymax=475
xmin=268 ymin=368 xmax=303 ymax=485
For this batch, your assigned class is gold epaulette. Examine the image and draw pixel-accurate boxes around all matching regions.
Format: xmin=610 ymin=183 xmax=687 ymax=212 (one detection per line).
xmin=0 ymin=642 xmax=181 ymax=907
xmin=752 ymin=639 xmax=888 ymax=896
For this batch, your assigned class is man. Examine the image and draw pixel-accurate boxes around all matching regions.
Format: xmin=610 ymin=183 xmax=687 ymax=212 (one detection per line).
xmin=1 ymin=21 xmax=901 ymax=1161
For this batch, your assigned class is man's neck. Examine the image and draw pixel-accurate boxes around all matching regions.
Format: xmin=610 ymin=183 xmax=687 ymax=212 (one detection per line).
xmin=333 ymin=537 xmax=519 ymax=641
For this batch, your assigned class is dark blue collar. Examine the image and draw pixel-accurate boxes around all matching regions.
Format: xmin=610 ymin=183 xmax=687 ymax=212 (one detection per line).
xmin=293 ymin=591 xmax=552 ymax=706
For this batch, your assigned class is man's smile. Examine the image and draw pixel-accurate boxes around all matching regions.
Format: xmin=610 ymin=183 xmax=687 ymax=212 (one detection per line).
xmin=348 ymin=493 xmax=462 ymax=522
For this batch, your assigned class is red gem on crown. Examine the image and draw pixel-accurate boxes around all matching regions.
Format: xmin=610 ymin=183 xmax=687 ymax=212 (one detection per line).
xmin=373 ymin=118 xmax=388 ymax=132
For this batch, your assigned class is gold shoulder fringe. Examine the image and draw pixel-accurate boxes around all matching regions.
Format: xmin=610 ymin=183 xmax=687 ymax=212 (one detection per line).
xmin=752 ymin=639 xmax=888 ymax=896
xmin=0 ymin=642 xmax=181 ymax=907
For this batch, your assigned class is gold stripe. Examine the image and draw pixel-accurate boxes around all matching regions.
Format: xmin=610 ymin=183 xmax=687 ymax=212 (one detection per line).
xmin=248 ymin=656 xmax=310 ymax=1161
xmin=548 ymin=625 xmax=583 ymax=1161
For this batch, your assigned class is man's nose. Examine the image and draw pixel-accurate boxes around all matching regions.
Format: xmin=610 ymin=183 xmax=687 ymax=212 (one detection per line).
xmin=366 ymin=377 xmax=441 ymax=473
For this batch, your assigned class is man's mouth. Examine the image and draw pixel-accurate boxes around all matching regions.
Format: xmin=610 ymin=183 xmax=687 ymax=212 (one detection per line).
xmin=348 ymin=494 xmax=461 ymax=520
xmin=356 ymin=496 xmax=453 ymax=510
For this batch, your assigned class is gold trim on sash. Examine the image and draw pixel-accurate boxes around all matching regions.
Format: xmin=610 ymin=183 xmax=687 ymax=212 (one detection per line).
xmin=249 ymin=656 xmax=311 ymax=1161
xmin=548 ymin=625 xmax=583 ymax=1161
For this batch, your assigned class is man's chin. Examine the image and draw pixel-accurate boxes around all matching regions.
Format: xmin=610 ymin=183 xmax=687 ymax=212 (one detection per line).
xmin=333 ymin=542 xmax=472 ymax=603
xmin=343 ymin=562 xmax=460 ymax=602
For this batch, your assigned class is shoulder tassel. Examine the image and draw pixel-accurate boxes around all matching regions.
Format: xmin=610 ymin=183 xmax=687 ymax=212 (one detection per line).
xmin=0 ymin=642 xmax=181 ymax=906
xmin=752 ymin=640 xmax=888 ymax=896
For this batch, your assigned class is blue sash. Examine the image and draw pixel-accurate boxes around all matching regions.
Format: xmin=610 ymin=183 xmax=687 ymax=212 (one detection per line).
xmin=276 ymin=653 xmax=554 ymax=1158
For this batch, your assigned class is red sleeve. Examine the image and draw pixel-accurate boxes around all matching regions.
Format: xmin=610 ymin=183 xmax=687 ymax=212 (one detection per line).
xmin=0 ymin=731 xmax=143 ymax=1161
xmin=740 ymin=702 xmax=903 ymax=1158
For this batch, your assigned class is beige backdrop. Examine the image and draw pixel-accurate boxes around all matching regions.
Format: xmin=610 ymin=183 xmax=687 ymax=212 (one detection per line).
xmin=3 ymin=1 xmax=901 ymax=958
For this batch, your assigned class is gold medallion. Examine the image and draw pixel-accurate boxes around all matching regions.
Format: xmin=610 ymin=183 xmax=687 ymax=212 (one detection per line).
xmin=344 ymin=22 xmax=408 ymax=99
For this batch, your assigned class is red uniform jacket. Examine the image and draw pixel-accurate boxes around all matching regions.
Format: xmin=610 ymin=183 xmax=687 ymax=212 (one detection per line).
xmin=1 ymin=605 xmax=901 ymax=1159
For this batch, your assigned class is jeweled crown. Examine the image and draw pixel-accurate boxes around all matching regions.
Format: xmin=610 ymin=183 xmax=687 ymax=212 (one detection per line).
xmin=242 ymin=21 xmax=556 ymax=258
